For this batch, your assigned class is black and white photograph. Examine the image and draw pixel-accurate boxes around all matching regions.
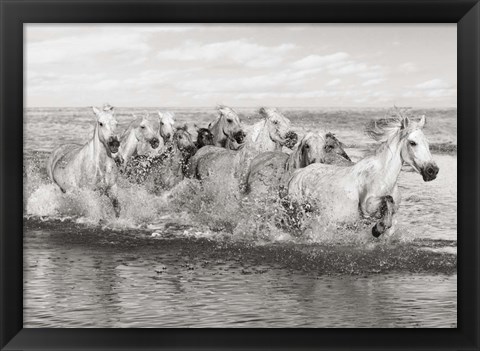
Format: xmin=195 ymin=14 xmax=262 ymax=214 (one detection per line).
xmin=23 ymin=24 xmax=457 ymax=328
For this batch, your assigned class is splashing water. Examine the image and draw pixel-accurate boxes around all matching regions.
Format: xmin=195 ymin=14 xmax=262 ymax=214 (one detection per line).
xmin=24 ymin=150 xmax=450 ymax=249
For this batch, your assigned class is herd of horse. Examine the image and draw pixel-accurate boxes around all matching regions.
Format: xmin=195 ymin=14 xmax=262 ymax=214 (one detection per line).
xmin=46 ymin=104 xmax=439 ymax=238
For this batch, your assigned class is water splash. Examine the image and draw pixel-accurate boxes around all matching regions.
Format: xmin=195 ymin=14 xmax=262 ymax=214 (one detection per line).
xmin=23 ymin=152 xmax=451 ymax=253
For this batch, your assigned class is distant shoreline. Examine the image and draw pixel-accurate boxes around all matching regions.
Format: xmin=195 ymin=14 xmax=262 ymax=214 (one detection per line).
xmin=349 ymin=142 xmax=457 ymax=156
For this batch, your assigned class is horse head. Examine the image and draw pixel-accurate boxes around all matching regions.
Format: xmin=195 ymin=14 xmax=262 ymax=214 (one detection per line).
xmin=399 ymin=115 xmax=439 ymax=181
xmin=210 ymin=105 xmax=246 ymax=146
xmin=195 ymin=127 xmax=214 ymax=148
xmin=173 ymin=125 xmax=196 ymax=156
xmin=158 ymin=111 xmax=175 ymax=143
xmin=259 ymin=107 xmax=297 ymax=149
xmin=132 ymin=113 xmax=160 ymax=149
xmin=92 ymin=104 xmax=120 ymax=155
xmin=366 ymin=112 xmax=439 ymax=182
xmin=289 ymin=132 xmax=326 ymax=168
xmin=324 ymin=132 xmax=351 ymax=162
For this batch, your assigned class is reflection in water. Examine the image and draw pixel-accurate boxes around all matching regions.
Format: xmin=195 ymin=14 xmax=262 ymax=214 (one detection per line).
xmin=24 ymin=228 xmax=456 ymax=328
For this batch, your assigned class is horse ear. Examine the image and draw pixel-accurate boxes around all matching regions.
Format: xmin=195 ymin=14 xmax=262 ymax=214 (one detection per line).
xmin=418 ymin=115 xmax=426 ymax=129
xmin=291 ymin=138 xmax=305 ymax=169
xmin=92 ymin=106 xmax=101 ymax=119
xmin=400 ymin=116 xmax=410 ymax=130
xmin=103 ymin=103 xmax=113 ymax=111
xmin=259 ymin=107 xmax=268 ymax=118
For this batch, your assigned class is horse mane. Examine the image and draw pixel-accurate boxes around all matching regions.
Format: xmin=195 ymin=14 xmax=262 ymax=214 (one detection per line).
xmin=216 ymin=104 xmax=237 ymax=113
xmin=175 ymin=124 xmax=189 ymax=133
xmin=258 ymin=107 xmax=278 ymax=118
xmin=365 ymin=107 xmax=416 ymax=141
xmin=159 ymin=111 xmax=175 ymax=121
xmin=285 ymin=132 xmax=321 ymax=171
xmin=364 ymin=108 xmax=415 ymax=155
xmin=120 ymin=116 xmax=142 ymax=141
xmin=325 ymin=132 xmax=345 ymax=148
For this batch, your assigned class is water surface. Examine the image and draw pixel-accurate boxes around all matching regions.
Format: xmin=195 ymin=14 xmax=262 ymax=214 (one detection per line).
xmin=23 ymin=107 xmax=457 ymax=327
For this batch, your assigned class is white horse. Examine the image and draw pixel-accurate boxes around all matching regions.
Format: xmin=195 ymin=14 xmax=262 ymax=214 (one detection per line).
xmin=208 ymin=105 xmax=246 ymax=149
xmin=118 ymin=113 xmax=160 ymax=164
xmin=46 ymin=104 xmax=122 ymax=216
xmin=245 ymin=132 xmax=351 ymax=196
xmin=287 ymin=114 xmax=439 ymax=237
xmin=243 ymin=107 xmax=298 ymax=153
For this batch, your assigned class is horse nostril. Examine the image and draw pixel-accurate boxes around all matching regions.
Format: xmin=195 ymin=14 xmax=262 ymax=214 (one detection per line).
xmin=109 ymin=138 xmax=120 ymax=147
xmin=427 ymin=166 xmax=438 ymax=176
xmin=150 ymin=138 xmax=159 ymax=148
xmin=234 ymin=131 xmax=245 ymax=143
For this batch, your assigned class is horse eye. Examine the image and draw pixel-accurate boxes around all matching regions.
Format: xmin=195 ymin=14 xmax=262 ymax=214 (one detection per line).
xmin=160 ymin=122 xmax=164 ymax=125
xmin=325 ymin=144 xmax=333 ymax=150
xmin=141 ymin=125 xmax=145 ymax=129
xmin=409 ymin=141 xmax=417 ymax=146
xmin=227 ymin=119 xmax=233 ymax=123
xmin=99 ymin=122 xmax=103 ymax=127
xmin=273 ymin=120 xmax=279 ymax=125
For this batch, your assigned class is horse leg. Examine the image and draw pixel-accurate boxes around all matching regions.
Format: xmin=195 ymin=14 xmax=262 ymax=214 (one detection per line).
xmin=371 ymin=195 xmax=395 ymax=238
xmin=107 ymin=184 xmax=121 ymax=218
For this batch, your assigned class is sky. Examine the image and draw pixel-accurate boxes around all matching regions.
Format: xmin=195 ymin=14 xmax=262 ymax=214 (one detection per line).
xmin=25 ymin=24 xmax=457 ymax=108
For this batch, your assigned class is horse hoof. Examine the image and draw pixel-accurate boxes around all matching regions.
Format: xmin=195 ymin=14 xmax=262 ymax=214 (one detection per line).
xmin=372 ymin=225 xmax=382 ymax=238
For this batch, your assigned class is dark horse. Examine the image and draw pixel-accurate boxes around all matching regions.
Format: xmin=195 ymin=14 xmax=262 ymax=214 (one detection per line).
xmin=195 ymin=127 xmax=215 ymax=149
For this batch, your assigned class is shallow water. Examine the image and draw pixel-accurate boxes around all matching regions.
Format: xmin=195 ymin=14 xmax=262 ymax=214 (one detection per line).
xmin=24 ymin=219 xmax=456 ymax=328
xmin=23 ymin=107 xmax=457 ymax=327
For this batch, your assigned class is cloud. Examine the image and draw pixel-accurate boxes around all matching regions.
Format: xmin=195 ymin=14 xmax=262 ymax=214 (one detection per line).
xmin=415 ymin=79 xmax=451 ymax=90
xmin=403 ymin=79 xmax=456 ymax=98
xmin=291 ymin=52 xmax=386 ymax=85
xmin=156 ymin=39 xmax=295 ymax=68
xmin=291 ymin=52 xmax=349 ymax=70
xmin=27 ymin=31 xmax=151 ymax=66
xmin=362 ymin=78 xmax=385 ymax=87
xmin=326 ymin=78 xmax=341 ymax=87
xmin=398 ymin=62 xmax=419 ymax=73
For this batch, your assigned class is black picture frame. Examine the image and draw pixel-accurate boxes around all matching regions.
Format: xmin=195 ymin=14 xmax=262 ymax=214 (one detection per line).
xmin=1 ymin=0 xmax=479 ymax=350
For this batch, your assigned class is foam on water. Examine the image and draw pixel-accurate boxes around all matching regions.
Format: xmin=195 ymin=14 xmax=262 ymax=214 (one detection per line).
xmin=24 ymin=153 xmax=420 ymax=250
xmin=23 ymin=106 xmax=457 ymax=249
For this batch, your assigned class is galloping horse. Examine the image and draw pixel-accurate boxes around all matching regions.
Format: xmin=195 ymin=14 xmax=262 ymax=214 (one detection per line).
xmin=187 ymin=108 xmax=298 ymax=191
xmin=287 ymin=113 xmax=439 ymax=237
xmin=208 ymin=105 xmax=246 ymax=149
xmin=245 ymin=132 xmax=351 ymax=196
xmin=46 ymin=104 xmax=122 ymax=216
xmin=118 ymin=113 xmax=160 ymax=164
